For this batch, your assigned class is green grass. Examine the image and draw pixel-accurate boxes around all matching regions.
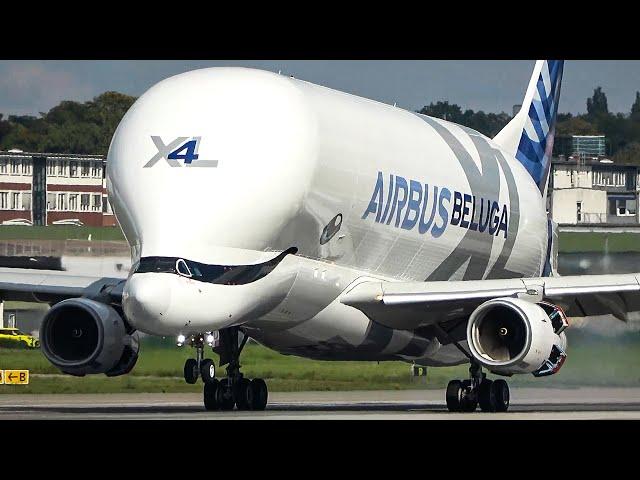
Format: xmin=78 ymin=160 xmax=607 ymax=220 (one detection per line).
xmin=0 ymin=225 xmax=124 ymax=241
xmin=2 ymin=332 xmax=640 ymax=394
xmin=558 ymin=232 xmax=640 ymax=253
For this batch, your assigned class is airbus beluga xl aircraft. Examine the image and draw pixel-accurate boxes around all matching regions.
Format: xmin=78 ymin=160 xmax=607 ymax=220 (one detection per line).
xmin=6 ymin=60 xmax=636 ymax=412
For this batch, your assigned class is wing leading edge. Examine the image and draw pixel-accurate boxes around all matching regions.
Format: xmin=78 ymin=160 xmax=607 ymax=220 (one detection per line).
xmin=0 ymin=267 xmax=126 ymax=305
xmin=340 ymin=274 xmax=640 ymax=331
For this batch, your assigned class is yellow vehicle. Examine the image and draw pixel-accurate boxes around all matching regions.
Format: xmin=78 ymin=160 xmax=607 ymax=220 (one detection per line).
xmin=0 ymin=328 xmax=39 ymax=349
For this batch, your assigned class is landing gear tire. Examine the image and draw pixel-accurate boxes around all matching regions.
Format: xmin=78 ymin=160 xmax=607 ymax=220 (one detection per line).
xmin=478 ymin=379 xmax=496 ymax=412
xmin=459 ymin=380 xmax=478 ymax=412
xmin=184 ymin=358 xmax=199 ymax=384
xmin=235 ymin=378 xmax=253 ymax=410
xmin=216 ymin=378 xmax=236 ymax=411
xmin=200 ymin=359 xmax=216 ymax=385
xmin=446 ymin=359 xmax=511 ymax=413
xmin=250 ymin=378 xmax=268 ymax=411
xmin=446 ymin=380 xmax=463 ymax=412
xmin=203 ymin=379 xmax=220 ymax=411
xmin=492 ymin=379 xmax=510 ymax=412
xmin=205 ymin=328 xmax=269 ymax=411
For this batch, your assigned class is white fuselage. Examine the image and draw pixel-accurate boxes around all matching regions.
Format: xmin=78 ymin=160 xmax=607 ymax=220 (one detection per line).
xmin=108 ymin=67 xmax=548 ymax=365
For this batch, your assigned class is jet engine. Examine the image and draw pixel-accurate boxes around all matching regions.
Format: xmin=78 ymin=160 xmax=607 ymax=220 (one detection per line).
xmin=40 ymin=298 xmax=139 ymax=377
xmin=466 ymin=297 xmax=568 ymax=377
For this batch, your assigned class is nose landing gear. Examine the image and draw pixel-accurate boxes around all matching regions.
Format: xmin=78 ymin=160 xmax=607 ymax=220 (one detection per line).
xmin=446 ymin=362 xmax=510 ymax=413
xmin=179 ymin=333 xmax=217 ymax=385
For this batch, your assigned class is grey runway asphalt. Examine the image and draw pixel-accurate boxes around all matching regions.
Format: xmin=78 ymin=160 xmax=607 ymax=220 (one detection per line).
xmin=1 ymin=387 xmax=640 ymax=419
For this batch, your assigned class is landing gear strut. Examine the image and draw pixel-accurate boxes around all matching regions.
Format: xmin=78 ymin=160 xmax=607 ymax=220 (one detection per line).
xmin=203 ymin=327 xmax=268 ymax=412
xmin=446 ymin=361 xmax=510 ymax=413
xmin=180 ymin=333 xmax=216 ymax=385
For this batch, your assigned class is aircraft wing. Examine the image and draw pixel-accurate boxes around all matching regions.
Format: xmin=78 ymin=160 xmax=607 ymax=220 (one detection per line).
xmin=0 ymin=267 xmax=126 ymax=304
xmin=340 ymin=274 xmax=640 ymax=331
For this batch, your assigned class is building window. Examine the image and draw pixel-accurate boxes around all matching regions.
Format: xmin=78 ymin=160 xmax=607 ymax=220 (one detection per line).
xmin=81 ymin=163 xmax=90 ymax=177
xmin=80 ymin=194 xmax=90 ymax=211
xmin=57 ymin=193 xmax=67 ymax=211
xmin=22 ymin=192 xmax=31 ymax=211
xmin=47 ymin=160 xmax=56 ymax=176
xmin=69 ymin=194 xmax=78 ymax=211
xmin=576 ymin=202 xmax=582 ymax=222
xmin=92 ymin=194 xmax=102 ymax=211
xmin=10 ymin=192 xmax=20 ymax=210
xmin=21 ymin=159 xmax=31 ymax=175
xmin=92 ymin=162 xmax=102 ymax=178
xmin=10 ymin=159 xmax=20 ymax=174
xmin=57 ymin=160 xmax=65 ymax=176
xmin=0 ymin=192 xmax=8 ymax=209
xmin=69 ymin=161 xmax=78 ymax=177
xmin=47 ymin=193 xmax=56 ymax=211
xmin=608 ymin=196 xmax=637 ymax=217
xmin=0 ymin=159 xmax=7 ymax=174
xmin=594 ymin=169 xmax=627 ymax=187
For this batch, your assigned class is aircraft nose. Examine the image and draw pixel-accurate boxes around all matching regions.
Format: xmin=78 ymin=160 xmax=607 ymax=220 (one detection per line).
xmin=122 ymin=274 xmax=172 ymax=328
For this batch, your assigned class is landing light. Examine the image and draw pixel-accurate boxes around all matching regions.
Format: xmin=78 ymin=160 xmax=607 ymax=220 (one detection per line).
xmin=177 ymin=334 xmax=186 ymax=347
xmin=206 ymin=334 xmax=215 ymax=346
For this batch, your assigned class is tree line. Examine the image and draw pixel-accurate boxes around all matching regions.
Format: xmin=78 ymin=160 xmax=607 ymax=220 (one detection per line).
xmin=0 ymin=92 xmax=136 ymax=155
xmin=1 ymin=87 xmax=640 ymax=164
xmin=418 ymin=87 xmax=640 ymax=165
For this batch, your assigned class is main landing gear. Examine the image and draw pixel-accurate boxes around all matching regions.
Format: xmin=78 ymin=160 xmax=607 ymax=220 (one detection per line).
xmin=446 ymin=362 xmax=510 ymax=413
xmin=202 ymin=327 xmax=268 ymax=412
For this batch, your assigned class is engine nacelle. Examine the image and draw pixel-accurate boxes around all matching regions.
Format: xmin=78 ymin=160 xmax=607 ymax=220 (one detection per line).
xmin=40 ymin=298 xmax=139 ymax=377
xmin=466 ymin=297 xmax=567 ymax=376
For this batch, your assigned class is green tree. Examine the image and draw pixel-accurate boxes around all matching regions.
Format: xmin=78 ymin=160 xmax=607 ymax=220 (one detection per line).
xmin=86 ymin=92 xmax=137 ymax=153
xmin=417 ymin=102 xmax=511 ymax=137
xmin=418 ymin=101 xmax=464 ymax=123
xmin=0 ymin=114 xmax=12 ymax=143
xmin=587 ymin=86 xmax=609 ymax=117
xmin=613 ymin=142 xmax=640 ymax=165
xmin=557 ymin=112 xmax=573 ymax=122
xmin=0 ymin=92 xmax=136 ymax=155
xmin=556 ymin=117 xmax=599 ymax=136
xmin=631 ymin=91 xmax=640 ymax=121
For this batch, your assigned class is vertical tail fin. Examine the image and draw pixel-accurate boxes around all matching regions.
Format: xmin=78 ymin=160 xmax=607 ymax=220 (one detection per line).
xmin=493 ymin=60 xmax=564 ymax=195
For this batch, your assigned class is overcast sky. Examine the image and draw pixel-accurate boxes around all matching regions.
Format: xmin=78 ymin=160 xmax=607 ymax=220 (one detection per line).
xmin=0 ymin=60 xmax=638 ymax=117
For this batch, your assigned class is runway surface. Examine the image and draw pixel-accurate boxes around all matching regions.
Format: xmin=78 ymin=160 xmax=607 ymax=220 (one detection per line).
xmin=2 ymin=387 xmax=640 ymax=419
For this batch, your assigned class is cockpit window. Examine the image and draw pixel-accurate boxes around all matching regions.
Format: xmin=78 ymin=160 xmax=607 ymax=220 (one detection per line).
xmin=135 ymin=257 xmax=176 ymax=274
xmin=134 ymin=247 xmax=297 ymax=286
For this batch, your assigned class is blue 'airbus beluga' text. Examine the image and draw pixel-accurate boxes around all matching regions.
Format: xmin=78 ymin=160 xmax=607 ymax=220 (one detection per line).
xmin=361 ymin=172 xmax=509 ymax=239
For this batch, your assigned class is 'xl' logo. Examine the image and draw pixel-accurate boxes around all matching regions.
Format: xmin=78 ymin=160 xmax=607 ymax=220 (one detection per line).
xmin=143 ymin=136 xmax=219 ymax=168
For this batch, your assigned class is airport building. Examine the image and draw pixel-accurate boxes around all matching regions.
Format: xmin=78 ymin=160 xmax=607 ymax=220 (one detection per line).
xmin=548 ymin=133 xmax=640 ymax=228
xmin=549 ymin=158 xmax=639 ymax=226
xmin=572 ymin=135 xmax=606 ymax=157
xmin=553 ymin=135 xmax=608 ymax=162
xmin=0 ymin=150 xmax=115 ymax=227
